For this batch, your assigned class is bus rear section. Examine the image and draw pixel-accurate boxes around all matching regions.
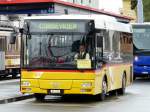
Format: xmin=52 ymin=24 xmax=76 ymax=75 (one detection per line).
xmin=133 ymin=24 xmax=150 ymax=79
xmin=5 ymin=52 xmax=20 ymax=78
xmin=20 ymin=15 xmax=133 ymax=101
xmin=0 ymin=21 xmax=20 ymax=78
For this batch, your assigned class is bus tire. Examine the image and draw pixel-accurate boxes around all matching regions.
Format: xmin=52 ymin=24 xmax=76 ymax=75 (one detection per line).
xmin=117 ymin=74 xmax=126 ymax=95
xmin=98 ymin=77 xmax=107 ymax=101
xmin=34 ymin=93 xmax=45 ymax=101
xmin=12 ymin=74 xmax=17 ymax=78
xmin=133 ymin=76 xmax=136 ymax=80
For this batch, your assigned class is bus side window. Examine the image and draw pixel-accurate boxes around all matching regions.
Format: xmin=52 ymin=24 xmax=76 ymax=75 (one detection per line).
xmin=96 ymin=32 xmax=103 ymax=60
xmin=112 ymin=32 xmax=121 ymax=60
xmin=0 ymin=37 xmax=6 ymax=51
xmin=120 ymin=33 xmax=133 ymax=62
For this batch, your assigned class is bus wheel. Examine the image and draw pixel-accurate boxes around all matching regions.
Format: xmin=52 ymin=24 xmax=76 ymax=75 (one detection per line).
xmin=99 ymin=77 xmax=107 ymax=101
xmin=34 ymin=93 xmax=45 ymax=101
xmin=12 ymin=74 xmax=17 ymax=78
xmin=133 ymin=76 xmax=136 ymax=80
xmin=117 ymin=74 xmax=126 ymax=95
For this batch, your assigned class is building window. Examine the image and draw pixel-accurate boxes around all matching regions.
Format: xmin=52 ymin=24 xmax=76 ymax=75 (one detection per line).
xmin=89 ymin=0 xmax=91 ymax=3
xmin=64 ymin=9 xmax=68 ymax=14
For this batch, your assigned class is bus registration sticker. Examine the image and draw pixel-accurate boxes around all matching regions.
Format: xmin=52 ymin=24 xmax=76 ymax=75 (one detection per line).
xmin=77 ymin=60 xmax=91 ymax=69
xmin=142 ymin=72 xmax=148 ymax=74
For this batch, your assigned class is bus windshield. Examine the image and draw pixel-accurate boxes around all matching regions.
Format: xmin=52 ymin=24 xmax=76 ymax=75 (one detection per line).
xmin=133 ymin=27 xmax=150 ymax=50
xmin=22 ymin=34 xmax=93 ymax=69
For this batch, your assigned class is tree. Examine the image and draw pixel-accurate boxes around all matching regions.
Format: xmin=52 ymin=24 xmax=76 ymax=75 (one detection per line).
xmin=130 ymin=0 xmax=150 ymax=22
xmin=131 ymin=0 xmax=138 ymax=10
xmin=143 ymin=0 xmax=150 ymax=22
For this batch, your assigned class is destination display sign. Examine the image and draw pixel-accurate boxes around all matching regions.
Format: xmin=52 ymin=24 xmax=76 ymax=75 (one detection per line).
xmin=38 ymin=22 xmax=78 ymax=30
xmin=28 ymin=20 xmax=91 ymax=34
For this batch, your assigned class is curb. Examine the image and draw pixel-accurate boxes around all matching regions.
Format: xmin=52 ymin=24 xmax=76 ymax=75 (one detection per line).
xmin=0 ymin=94 xmax=34 ymax=104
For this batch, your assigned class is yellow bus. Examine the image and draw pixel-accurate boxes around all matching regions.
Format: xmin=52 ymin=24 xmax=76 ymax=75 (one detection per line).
xmin=20 ymin=15 xmax=133 ymax=101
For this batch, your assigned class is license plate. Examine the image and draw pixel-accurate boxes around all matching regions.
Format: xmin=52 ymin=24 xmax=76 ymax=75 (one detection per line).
xmin=50 ymin=90 xmax=61 ymax=94
xmin=142 ymin=72 xmax=148 ymax=74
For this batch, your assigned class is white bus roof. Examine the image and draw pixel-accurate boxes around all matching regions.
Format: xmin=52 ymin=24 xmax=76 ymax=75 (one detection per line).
xmin=24 ymin=15 xmax=132 ymax=33
xmin=132 ymin=23 xmax=150 ymax=26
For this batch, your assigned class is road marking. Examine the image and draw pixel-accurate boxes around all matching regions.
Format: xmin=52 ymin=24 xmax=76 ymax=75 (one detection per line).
xmin=0 ymin=79 xmax=20 ymax=84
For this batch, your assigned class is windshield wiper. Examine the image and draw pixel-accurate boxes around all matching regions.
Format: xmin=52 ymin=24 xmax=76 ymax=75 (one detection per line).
xmin=39 ymin=42 xmax=42 ymax=56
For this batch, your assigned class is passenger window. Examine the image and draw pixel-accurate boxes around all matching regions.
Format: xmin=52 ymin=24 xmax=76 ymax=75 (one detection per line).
xmin=96 ymin=32 xmax=103 ymax=58
xmin=112 ymin=32 xmax=120 ymax=59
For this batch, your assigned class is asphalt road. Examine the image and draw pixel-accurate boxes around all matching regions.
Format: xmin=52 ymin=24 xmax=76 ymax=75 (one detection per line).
xmin=0 ymin=79 xmax=21 ymax=99
xmin=0 ymin=78 xmax=150 ymax=112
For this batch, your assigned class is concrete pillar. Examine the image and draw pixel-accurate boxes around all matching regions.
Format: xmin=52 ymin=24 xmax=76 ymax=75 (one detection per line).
xmin=137 ymin=0 xmax=144 ymax=23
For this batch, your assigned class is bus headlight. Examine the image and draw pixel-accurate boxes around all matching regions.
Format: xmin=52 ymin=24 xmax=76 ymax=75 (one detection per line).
xmin=134 ymin=56 xmax=139 ymax=61
xmin=82 ymin=82 xmax=92 ymax=88
xmin=21 ymin=81 xmax=31 ymax=86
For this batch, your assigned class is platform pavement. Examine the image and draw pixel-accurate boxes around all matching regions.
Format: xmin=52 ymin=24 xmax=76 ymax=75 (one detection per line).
xmin=0 ymin=79 xmax=33 ymax=104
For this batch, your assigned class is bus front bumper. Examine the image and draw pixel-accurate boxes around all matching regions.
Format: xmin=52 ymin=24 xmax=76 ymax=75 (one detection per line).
xmin=134 ymin=65 xmax=150 ymax=76
xmin=21 ymin=79 xmax=98 ymax=95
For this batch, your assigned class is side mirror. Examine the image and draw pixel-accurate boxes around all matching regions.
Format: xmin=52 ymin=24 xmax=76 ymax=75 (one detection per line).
xmin=9 ymin=32 xmax=17 ymax=44
xmin=96 ymin=57 xmax=106 ymax=64
xmin=19 ymin=28 xmax=24 ymax=34
xmin=97 ymin=36 xmax=103 ymax=48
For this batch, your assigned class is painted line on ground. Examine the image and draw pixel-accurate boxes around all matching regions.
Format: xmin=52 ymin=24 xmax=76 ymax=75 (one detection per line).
xmin=0 ymin=94 xmax=34 ymax=104
xmin=0 ymin=79 xmax=20 ymax=84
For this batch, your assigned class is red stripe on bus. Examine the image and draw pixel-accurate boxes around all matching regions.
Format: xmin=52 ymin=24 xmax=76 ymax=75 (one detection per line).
xmin=22 ymin=63 xmax=132 ymax=73
xmin=22 ymin=69 xmax=95 ymax=73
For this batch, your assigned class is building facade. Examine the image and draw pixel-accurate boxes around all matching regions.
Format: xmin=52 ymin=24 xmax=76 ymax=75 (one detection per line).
xmin=0 ymin=0 xmax=132 ymax=26
xmin=63 ymin=0 xmax=99 ymax=9
xmin=121 ymin=0 xmax=137 ymax=22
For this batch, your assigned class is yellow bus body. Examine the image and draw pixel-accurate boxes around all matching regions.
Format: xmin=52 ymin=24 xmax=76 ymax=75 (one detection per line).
xmin=21 ymin=64 xmax=132 ymax=95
